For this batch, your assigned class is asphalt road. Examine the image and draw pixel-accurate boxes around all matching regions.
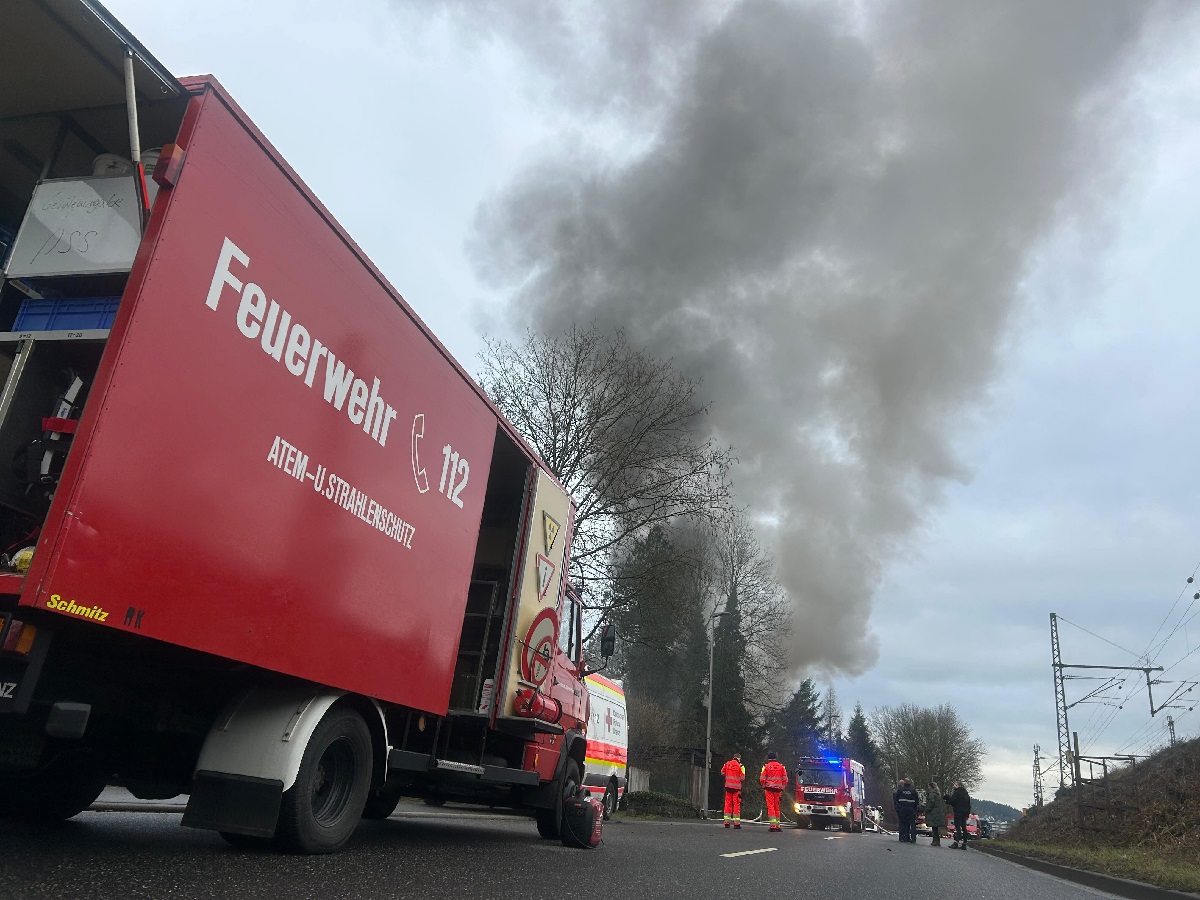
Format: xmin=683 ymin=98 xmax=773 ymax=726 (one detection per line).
xmin=0 ymin=805 xmax=1134 ymax=900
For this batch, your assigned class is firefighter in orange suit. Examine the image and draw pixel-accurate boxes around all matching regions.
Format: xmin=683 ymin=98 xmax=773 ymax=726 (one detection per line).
xmin=760 ymin=750 xmax=788 ymax=832
xmin=721 ymin=753 xmax=745 ymax=828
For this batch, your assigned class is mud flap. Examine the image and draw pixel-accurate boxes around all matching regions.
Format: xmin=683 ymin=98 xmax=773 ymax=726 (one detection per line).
xmin=184 ymin=771 xmax=282 ymax=837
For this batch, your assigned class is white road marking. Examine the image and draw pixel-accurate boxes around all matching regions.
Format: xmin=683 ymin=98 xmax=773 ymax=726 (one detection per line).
xmin=824 ymin=835 xmax=846 ymax=840
xmin=721 ymin=848 xmax=778 ymax=858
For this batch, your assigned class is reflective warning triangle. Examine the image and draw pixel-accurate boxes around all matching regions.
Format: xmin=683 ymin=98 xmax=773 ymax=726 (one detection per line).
xmin=543 ymin=512 xmax=560 ymax=554
xmin=536 ymin=553 xmax=556 ymax=599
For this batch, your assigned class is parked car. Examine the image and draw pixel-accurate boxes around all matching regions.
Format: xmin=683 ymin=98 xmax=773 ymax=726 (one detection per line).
xmin=945 ymin=813 xmax=984 ymax=840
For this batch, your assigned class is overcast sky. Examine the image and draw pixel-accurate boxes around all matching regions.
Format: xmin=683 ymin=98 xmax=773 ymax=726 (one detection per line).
xmin=105 ymin=0 xmax=1200 ymax=809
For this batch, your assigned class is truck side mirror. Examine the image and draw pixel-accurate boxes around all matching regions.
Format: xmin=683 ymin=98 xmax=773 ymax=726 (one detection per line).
xmin=600 ymin=623 xmax=617 ymax=659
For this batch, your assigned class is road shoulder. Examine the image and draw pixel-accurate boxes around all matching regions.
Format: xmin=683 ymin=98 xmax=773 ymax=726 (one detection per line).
xmin=977 ymin=843 xmax=1200 ymax=900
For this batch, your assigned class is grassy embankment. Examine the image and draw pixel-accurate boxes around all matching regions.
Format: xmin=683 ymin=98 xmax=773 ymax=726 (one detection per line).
xmin=995 ymin=737 xmax=1200 ymax=893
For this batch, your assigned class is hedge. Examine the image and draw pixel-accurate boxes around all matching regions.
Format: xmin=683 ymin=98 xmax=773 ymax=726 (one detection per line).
xmin=623 ymin=791 xmax=702 ymax=819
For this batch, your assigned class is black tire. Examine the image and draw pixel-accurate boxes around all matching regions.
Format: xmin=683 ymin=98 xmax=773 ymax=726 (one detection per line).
xmin=602 ymin=780 xmax=617 ymax=820
xmin=273 ymin=707 xmax=373 ymax=854
xmin=361 ymin=785 xmax=402 ymax=820
xmin=535 ymin=758 xmax=581 ymax=840
xmin=0 ymin=751 xmax=107 ymax=824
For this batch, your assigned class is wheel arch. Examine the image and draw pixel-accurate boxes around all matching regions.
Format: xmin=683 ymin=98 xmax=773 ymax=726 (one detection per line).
xmin=529 ymin=730 xmax=587 ymax=812
xmin=332 ymin=693 xmax=388 ymax=791
xmin=192 ymin=685 xmax=388 ymax=792
xmin=191 ymin=685 xmax=341 ymax=792
xmin=565 ymin=730 xmax=587 ymax=780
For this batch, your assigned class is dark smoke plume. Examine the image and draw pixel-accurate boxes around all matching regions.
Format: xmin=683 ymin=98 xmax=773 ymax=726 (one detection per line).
xmin=417 ymin=0 xmax=1194 ymax=675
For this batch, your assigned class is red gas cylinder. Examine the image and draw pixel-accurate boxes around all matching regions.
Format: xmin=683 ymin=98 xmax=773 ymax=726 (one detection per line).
xmin=513 ymin=687 xmax=563 ymax=725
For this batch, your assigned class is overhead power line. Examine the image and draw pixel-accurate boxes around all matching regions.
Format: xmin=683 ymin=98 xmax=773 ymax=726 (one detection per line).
xmin=1074 ymin=564 xmax=1200 ymax=752
xmin=1141 ymin=566 xmax=1200 ymax=663
xmin=1058 ymin=614 xmax=1145 ymax=662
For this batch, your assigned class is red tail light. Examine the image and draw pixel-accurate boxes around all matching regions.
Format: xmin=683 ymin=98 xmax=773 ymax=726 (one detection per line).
xmin=1 ymin=618 xmax=36 ymax=655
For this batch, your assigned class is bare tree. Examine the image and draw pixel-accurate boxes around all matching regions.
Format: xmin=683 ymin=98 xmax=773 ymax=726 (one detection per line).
xmin=870 ymin=703 xmax=986 ymax=791
xmin=713 ymin=512 xmax=789 ymax=718
xmin=477 ymin=325 xmax=732 ymax=620
xmin=613 ymin=513 xmax=790 ymax=755
xmin=626 ymin=693 xmax=685 ymax=758
xmin=820 ymin=685 xmax=844 ymax=752
xmin=605 ymin=522 xmax=712 ymax=739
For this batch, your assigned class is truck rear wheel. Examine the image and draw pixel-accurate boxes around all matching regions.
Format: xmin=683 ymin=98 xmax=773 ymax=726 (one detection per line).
xmin=361 ymin=785 xmax=403 ymax=820
xmin=273 ymin=707 xmax=372 ymax=854
xmin=602 ymin=779 xmax=617 ymax=820
xmin=0 ymin=750 xmax=107 ymax=824
xmin=536 ymin=758 xmax=580 ymax=840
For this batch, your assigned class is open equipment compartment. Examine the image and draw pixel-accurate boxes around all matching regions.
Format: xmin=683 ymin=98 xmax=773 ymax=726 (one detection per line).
xmin=0 ymin=0 xmax=188 ymax=570
xmin=449 ymin=430 xmax=532 ymax=712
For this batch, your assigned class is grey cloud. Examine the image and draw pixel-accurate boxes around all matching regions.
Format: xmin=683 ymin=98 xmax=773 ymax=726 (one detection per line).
xmin=420 ymin=0 xmax=728 ymax=121
xmin=417 ymin=0 xmax=1196 ymax=676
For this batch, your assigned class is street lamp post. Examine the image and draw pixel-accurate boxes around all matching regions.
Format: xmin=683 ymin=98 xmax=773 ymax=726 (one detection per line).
xmin=702 ymin=610 xmax=728 ymax=819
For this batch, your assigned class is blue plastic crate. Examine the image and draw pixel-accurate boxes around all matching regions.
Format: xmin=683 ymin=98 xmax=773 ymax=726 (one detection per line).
xmin=13 ymin=296 xmax=121 ymax=332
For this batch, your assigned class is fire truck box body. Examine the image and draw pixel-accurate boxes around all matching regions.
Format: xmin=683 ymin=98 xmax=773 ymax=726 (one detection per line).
xmin=0 ymin=0 xmax=591 ymax=851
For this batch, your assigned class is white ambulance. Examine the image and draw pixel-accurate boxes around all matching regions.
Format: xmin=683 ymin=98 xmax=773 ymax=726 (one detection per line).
xmin=582 ymin=675 xmax=629 ymax=819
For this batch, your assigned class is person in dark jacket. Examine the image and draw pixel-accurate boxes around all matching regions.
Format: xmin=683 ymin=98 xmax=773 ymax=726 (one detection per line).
xmin=924 ymin=782 xmax=946 ymax=846
xmin=945 ymin=781 xmax=972 ymax=849
xmin=892 ymin=778 xmax=919 ymax=843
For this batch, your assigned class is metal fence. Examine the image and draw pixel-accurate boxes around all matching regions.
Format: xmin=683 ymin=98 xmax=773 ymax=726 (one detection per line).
xmin=628 ymin=747 xmax=706 ymax=805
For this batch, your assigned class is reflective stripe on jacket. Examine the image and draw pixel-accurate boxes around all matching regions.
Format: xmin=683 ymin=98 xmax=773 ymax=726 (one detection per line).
xmin=722 ymin=759 xmax=745 ymax=791
xmin=893 ymin=786 xmax=919 ymax=814
xmin=760 ymin=760 xmax=788 ymax=792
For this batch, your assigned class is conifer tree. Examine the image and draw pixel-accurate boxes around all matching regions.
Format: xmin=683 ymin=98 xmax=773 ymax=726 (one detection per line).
xmin=711 ymin=581 xmax=753 ymax=755
xmin=846 ymin=702 xmax=878 ymax=769
xmin=766 ymin=679 xmax=823 ymax=760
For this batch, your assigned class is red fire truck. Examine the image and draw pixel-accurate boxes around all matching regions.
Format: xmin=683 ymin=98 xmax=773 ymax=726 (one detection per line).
xmin=792 ymin=756 xmax=866 ymax=832
xmin=0 ymin=0 xmax=611 ymax=854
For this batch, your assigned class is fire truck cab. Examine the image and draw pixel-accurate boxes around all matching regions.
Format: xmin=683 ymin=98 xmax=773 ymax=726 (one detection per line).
xmin=792 ymin=756 xmax=866 ymax=832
